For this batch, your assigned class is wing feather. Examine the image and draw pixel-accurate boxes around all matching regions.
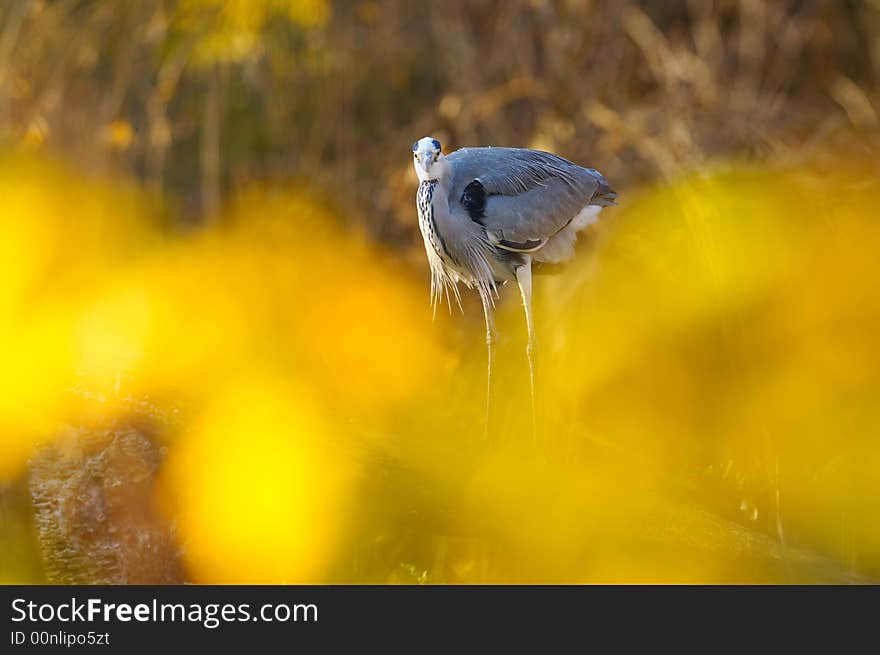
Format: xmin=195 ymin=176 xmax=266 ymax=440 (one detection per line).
xmin=445 ymin=147 xmax=613 ymax=244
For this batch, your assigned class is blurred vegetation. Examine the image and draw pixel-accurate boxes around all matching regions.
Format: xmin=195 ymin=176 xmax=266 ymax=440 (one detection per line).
xmin=1 ymin=1 xmax=879 ymax=583
xmin=2 ymin=1 xmax=878 ymax=231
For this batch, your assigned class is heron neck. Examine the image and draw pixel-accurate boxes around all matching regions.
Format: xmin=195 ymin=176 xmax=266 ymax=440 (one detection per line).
xmin=428 ymin=178 xmax=450 ymax=213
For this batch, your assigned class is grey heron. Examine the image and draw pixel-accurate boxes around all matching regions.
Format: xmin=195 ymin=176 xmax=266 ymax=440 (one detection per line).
xmin=412 ymin=136 xmax=617 ymax=430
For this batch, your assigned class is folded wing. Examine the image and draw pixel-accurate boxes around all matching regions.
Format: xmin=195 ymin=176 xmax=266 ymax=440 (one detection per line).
xmin=446 ymin=147 xmax=615 ymax=250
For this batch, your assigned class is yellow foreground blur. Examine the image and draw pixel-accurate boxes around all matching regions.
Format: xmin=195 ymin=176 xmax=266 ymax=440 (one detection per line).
xmin=1 ymin=153 xmax=878 ymax=583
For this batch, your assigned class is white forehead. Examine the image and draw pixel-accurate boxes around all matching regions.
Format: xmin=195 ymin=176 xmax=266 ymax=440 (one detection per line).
xmin=415 ymin=136 xmax=440 ymax=153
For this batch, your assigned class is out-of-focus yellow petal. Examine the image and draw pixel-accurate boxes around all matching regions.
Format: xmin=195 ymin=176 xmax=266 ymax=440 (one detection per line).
xmin=158 ymin=377 xmax=353 ymax=583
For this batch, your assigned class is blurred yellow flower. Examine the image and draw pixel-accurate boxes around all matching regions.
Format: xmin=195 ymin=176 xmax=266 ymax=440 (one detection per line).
xmin=175 ymin=0 xmax=331 ymax=64
xmin=1 ymin=151 xmax=879 ymax=583
xmin=158 ymin=377 xmax=354 ymax=583
xmin=104 ymin=120 xmax=134 ymax=150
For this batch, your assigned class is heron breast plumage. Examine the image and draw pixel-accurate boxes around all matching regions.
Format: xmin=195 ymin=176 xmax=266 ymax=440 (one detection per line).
xmin=417 ymin=179 xmax=456 ymax=269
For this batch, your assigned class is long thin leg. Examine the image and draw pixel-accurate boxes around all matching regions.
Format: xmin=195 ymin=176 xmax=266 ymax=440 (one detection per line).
xmin=480 ymin=293 xmax=495 ymax=436
xmin=516 ymin=258 xmax=537 ymax=438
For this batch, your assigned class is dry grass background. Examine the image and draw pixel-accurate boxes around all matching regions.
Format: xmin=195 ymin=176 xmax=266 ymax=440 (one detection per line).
xmin=2 ymin=1 xmax=878 ymax=227
xmin=1 ymin=1 xmax=879 ymax=583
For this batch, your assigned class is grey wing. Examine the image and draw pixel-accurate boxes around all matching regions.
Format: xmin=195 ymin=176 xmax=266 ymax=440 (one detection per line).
xmin=446 ymin=147 xmax=614 ymax=248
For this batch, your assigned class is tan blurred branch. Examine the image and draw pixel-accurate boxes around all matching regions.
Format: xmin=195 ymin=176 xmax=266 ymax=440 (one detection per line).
xmin=0 ymin=0 xmax=30 ymax=128
xmin=470 ymin=76 xmax=547 ymax=124
xmin=200 ymin=63 xmax=223 ymax=219
xmin=830 ymin=76 xmax=878 ymax=129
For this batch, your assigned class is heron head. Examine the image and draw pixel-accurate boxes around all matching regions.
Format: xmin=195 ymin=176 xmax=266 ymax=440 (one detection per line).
xmin=412 ymin=136 xmax=444 ymax=181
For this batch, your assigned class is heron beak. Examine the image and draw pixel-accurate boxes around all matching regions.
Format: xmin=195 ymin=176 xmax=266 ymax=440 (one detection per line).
xmin=419 ymin=153 xmax=433 ymax=172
